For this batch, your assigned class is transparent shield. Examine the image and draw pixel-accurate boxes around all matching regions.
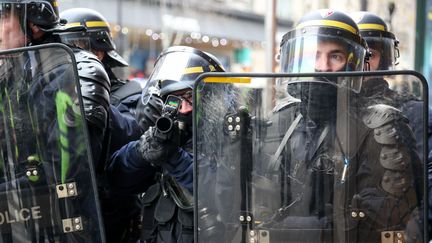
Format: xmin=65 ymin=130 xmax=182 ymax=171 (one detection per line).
xmin=194 ymin=71 xmax=427 ymax=243
xmin=0 ymin=44 xmax=104 ymax=242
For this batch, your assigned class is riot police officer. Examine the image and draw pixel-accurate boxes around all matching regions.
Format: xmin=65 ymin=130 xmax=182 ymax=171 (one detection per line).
xmin=352 ymin=11 xmax=429 ymax=240
xmin=59 ymin=8 xmax=145 ymax=243
xmin=0 ymin=0 xmax=106 ymax=241
xmin=60 ymin=8 xmax=145 ymax=119
xmin=58 ymin=7 xmax=143 ymax=163
xmin=106 ymin=46 xmax=225 ymax=243
xmin=256 ymin=9 xmax=421 ymax=242
xmin=351 ymin=11 xmax=399 ymax=72
xmin=351 ymin=11 xmax=424 ymax=146
xmin=350 ymin=11 xmax=401 ymax=101
xmin=351 ymin=11 xmax=424 ymax=147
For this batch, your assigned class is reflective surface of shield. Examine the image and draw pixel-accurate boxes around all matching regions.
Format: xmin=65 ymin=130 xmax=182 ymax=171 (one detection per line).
xmin=0 ymin=44 xmax=104 ymax=242
xmin=193 ymin=71 xmax=427 ymax=243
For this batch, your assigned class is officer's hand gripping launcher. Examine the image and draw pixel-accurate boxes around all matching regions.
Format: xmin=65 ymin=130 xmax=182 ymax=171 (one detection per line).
xmin=153 ymin=95 xmax=182 ymax=142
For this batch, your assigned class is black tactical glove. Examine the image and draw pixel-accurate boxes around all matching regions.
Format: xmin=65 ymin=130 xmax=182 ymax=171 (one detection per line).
xmin=136 ymin=126 xmax=178 ymax=168
xmin=135 ymin=94 xmax=163 ymax=131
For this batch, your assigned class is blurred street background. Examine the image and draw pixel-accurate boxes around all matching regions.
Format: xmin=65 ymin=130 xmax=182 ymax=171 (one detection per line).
xmin=59 ymin=0 xmax=431 ymax=102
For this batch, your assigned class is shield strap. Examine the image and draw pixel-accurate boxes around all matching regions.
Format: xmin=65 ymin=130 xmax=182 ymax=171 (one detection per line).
xmin=268 ymin=114 xmax=302 ymax=171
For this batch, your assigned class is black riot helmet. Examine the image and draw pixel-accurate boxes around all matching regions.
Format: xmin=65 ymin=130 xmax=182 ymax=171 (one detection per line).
xmin=351 ymin=11 xmax=399 ymax=70
xmin=0 ymin=0 xmax=63 ymax=48
xmin=5 ymin=0 xmax=61 ymax=30
xmin=59 ymin=8 xmax=128 ymax=67
xmin=25 ymin=0 xmax=60 ymax=29
xmin=145 ymin=46 xmax=225 ymax=98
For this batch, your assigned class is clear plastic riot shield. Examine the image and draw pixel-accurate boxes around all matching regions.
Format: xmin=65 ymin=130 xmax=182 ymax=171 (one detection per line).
xmin=0 ymin=44 xmax=104 ymax=242
xmin=193 ymin=71 xmax=427 ymax=243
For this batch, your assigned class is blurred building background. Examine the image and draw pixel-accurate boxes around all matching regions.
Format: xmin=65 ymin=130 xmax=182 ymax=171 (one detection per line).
xmin=60 ymin=0 xmax=293 ymax=78
xmin=59 ymin=0 xmax=427 ymax=90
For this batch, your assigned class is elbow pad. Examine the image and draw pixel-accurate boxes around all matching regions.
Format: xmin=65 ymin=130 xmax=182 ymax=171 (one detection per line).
xmin=74 ymin=49 xmax=111 ymax=129
xmin=363 ymin=104 xmax=416 ymax=196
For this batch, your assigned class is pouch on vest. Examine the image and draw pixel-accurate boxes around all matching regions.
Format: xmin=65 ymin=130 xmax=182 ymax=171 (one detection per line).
xmin=165 ymin=175 xmax=194 ymax=211
xmin=140 ymin=182 xmax=161 ymax=242
xmin=177 ymin=208 xmax=193 ymax=229
xmin=142 ymin=182 xmax=161 ymax=206
xmin=177 ymin=208 xmax=194 ymax=243
xmin=154 ymin=191 xmax=177 ymax=224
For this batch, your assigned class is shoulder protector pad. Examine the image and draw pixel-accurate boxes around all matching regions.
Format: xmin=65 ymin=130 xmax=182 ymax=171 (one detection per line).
xmin=110 ymin=79 xmax=143 ymax=106
xmin=362 ymin=104 xmax=405 ymax=129
xmin=380 ymin=146 xmax=410 ymax=170
xmin=74 ymin=49 xmax=110 ymax=91
xmin=381 ymin=170 xmax=410 ymax=196
xmin=273 ymin=96 xmax=300 ymax=113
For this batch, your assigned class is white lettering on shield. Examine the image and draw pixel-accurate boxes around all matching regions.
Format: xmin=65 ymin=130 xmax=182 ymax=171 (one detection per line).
xmin=0 ymin=206 xmax=42 ymax=225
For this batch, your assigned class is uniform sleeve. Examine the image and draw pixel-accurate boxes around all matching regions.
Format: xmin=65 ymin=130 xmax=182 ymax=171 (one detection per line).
xmin=165 ymin=148 xmax=193 ymax=193
xmin=106 ymin=141 xmax=157 ymax=195
xmin=106 ymin=140 xmax=193 ymax=194
xmin=108 ymin=105 xmax=143 ymax=155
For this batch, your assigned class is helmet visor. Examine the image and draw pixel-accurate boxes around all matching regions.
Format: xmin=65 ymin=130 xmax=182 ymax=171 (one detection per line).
xmin=279 ymin=28 xmax=366 ymax=93
xmin=280 ymin=29 xmax=366 ymax=73
xmin=59 ymin=30 xmax=114 ymax=51
xmin=364 ymin=36 xmax=397 ymax=70
xmin=58 ymin=32 xmax=91 ymax=50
